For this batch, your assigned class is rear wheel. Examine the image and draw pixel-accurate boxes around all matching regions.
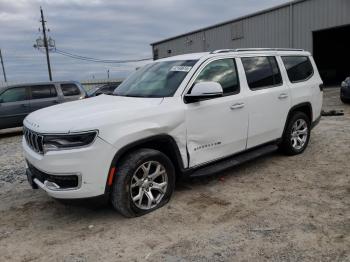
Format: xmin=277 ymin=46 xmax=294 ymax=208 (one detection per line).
xmin=341 ymin=96 xmax=350 ymax=104
xmin=110 ymin=148 xmax=175 ymax=217
xmin=279 ymin=111 xmax=311 ymax=155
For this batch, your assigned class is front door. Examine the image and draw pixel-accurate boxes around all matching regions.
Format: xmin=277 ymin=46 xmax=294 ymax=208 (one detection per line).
xmin=0 ymin=86 xmax=30 ymax=129
xmin=185 ymin=58 xmax=248 ymax=167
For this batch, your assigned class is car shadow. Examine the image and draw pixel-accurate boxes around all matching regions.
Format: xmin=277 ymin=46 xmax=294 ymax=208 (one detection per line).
xmin=0 ymin=127 xmax=23 ymax=139
xmin=22 ymin=151 xmax=281 ymax=220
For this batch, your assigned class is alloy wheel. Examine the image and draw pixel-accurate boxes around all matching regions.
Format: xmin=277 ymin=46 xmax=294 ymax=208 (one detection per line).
xmin=130 ymin=161 xmax=168 ymax=210
xmin=290 ymin=119 xmax=308 ymax=150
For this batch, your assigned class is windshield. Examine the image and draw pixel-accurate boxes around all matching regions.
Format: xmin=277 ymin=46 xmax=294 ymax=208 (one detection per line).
xmin=114 ymin=60 xmax=198 ymax=97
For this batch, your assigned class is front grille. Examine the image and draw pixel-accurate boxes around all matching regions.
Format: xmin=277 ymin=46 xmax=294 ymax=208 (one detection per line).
xmin=23 ymin=127 xmax=44 ymax=154
xmin=27 ymin=162 xmax=79 ymax=189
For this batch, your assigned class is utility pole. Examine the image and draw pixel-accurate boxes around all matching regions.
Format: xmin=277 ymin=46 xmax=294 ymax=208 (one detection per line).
xmin=0 ymin=49 xmax=7 ymax=82
xmin=40 ymin=7 xmax=53 ymax=81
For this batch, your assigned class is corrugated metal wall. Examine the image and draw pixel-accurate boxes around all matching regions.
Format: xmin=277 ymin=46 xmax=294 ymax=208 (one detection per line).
xmin=152 ymin=0 xmax=350 ymax=58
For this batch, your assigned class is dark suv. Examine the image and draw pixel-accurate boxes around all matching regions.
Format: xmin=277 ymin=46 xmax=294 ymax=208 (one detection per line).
xmin=0 ymin=81 xmax=86 ymax=130
xmin=341 ymin=77 xmax=350 ymax=103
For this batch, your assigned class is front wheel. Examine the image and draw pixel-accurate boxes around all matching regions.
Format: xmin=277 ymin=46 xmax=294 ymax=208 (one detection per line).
xmin=279 ymin=111 xmax=311 ymax=155
xmin=110 ymin=148 xmax=175 ymax=217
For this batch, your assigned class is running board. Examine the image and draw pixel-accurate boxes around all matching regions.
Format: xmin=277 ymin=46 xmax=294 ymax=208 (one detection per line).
xmin=190 ymin=144 xmax=278 ymax=178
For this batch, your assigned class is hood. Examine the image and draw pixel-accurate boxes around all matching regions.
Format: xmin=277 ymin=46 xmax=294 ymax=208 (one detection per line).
xmin=24 ymin=95 xmax=164 ymax=133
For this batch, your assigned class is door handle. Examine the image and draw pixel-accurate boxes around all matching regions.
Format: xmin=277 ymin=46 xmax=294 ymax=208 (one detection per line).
xmin=278 ymin=93 xmax=288 ymax=99
xmin=230 ymin=103 xmax=245 ymax=110
xmin=21 ymin=104 xmax=29 ymax=107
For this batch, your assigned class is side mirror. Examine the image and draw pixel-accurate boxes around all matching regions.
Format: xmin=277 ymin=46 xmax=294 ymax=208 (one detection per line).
xmin=0 ymin=98 xmax=3 ymax=103
xmin=184 ymin=82 xmax=223 ymax=103
xmin=341 ymin=81 xmax=347 ymax=88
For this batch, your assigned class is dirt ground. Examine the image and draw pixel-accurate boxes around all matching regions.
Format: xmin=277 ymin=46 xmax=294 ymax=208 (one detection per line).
xmin=0 ymin=88 xmax=349 ymax=262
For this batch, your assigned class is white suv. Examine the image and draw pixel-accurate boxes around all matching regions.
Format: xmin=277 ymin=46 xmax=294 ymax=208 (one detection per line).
xmin=23 ymin=48 xmax=323 ymax=217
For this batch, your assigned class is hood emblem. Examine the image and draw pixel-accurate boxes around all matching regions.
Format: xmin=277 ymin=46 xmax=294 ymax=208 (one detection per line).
xmin=25 ymin=119 xmax=40 ymax=128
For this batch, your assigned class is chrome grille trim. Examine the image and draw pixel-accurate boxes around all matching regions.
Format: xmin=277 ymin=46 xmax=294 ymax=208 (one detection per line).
xmin=23 ymin=127 xmax=44 ymax=154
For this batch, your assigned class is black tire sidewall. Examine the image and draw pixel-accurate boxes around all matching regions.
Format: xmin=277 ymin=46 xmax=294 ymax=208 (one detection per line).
xmin=112 ymin=149 xmax=175 ymax=217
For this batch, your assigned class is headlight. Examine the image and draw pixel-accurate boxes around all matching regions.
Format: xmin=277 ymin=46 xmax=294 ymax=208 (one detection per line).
xmin=43 ymin=131 xmax=98 ymax=153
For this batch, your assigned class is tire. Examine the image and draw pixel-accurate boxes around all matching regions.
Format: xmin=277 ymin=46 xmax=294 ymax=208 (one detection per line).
xmin=279 ymin=111 xmax=311 ymax=156
xmin=341 ymin=96 xmax=350 ymax=104
xmin=110 ymin=148 xmax=175 ymax=217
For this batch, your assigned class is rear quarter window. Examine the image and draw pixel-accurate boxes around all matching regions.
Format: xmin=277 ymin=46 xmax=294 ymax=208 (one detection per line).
xmin=281 ymin=56 xmax=314 ymax=83
xmin=61 ymin=84 xmax=81 ymax=96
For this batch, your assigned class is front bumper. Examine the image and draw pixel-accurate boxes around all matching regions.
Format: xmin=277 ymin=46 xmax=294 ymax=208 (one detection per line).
xmin=23 ymin=136 xmax=116 ymax=199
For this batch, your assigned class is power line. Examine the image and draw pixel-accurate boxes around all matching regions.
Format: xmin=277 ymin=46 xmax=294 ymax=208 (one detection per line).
xmin=54 ymin=49 xmax=152 ymax=64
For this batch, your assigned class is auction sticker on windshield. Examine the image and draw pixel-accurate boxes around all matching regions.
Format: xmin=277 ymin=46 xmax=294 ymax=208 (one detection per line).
xmin=170 ymin=66 xmax=192 ymax=72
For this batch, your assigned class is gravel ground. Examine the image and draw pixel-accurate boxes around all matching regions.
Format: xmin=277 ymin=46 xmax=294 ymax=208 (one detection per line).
xmin=0 ymin=88 xmax=349 ymax=262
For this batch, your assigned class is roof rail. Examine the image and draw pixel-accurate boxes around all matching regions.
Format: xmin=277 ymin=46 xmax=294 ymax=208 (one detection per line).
xmin=235 ymin=48 xmax=304 ymax=52
xmin=210 ymin=49 xmax=236 ymax=54
xmin=210 ymin=48 xmax=304 ymax=54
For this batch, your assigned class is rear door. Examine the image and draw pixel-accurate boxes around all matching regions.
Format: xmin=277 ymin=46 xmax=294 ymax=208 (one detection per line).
xmin=29 ymin=84 xmax=59 ymax=112
xmin=281 ymin=55 xmax=322 ymax=121
xmin=60 ymin=83 xmax=83 ymax=101
xmin=0 ymin=86 xmax=30 ymax=129
xmin=240 ymin=56 xmax=291 ymax=148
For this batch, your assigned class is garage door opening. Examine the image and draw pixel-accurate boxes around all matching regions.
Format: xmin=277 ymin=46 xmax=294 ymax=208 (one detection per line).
xmin=313 ymin=25 xmax=350 ymax=86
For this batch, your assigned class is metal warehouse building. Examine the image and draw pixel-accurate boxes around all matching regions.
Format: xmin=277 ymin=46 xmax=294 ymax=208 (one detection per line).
xmin=150 ymin=0 xmax=350 ymax=85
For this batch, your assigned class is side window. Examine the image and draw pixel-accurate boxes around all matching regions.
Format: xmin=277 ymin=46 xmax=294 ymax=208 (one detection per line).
xmin=282 ymin=56 xmax=314 ymax=83
xmin=194 ymin=58 xmax=240 ymax=95
xmin=61 ymin=84 xmax=81 ymax=96
xmin=31 ymin=85 xmax=57 ymax=99
xmin=241 ymin=56 xmax=282 ymax=90
xmin=0 ymin=87 xmax=27 ymax=103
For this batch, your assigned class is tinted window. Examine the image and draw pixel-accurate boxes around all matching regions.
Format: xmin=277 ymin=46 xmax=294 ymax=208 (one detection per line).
xmin=61 ymin=84 xmax=81 ymax=96
xmin=31 ymin=85 xmax=57 ymax=99
xmin=282 ymin=56 xmax=314 ymax=82
xmin=242 ymin=56 xmax=282 ymax=90
xmin=194 ymin=59 xmax=239 ymax=95
xmin=0 ymin=87 xmax=27 ymax=103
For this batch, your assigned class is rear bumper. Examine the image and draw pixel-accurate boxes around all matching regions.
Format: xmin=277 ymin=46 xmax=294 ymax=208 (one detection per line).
xmin=311 ymin=115 xmax=321 ymax=130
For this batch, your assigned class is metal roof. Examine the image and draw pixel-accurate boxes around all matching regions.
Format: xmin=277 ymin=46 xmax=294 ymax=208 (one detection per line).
xmin=150 ymin=0 xmax=307 ymax=46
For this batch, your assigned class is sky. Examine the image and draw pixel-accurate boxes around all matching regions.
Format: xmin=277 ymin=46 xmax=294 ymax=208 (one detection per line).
xmin=0 ymin=0 xmax=291 ymax=84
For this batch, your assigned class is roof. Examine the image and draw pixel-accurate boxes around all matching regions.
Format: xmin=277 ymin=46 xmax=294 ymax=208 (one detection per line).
xmin=157 ymin=52 xmax=209 ymax=61
xmin=151 ymin=0 xmax=307 ymax=46
xmin=155 ymin=48 xmax=311 ymax=62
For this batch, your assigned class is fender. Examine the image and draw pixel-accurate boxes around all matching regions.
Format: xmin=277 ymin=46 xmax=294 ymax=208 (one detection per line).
xmin=104 ymin=134 xmax=186 ymax=193
xmin=281 ymin=102 xmax=313 ymax=138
